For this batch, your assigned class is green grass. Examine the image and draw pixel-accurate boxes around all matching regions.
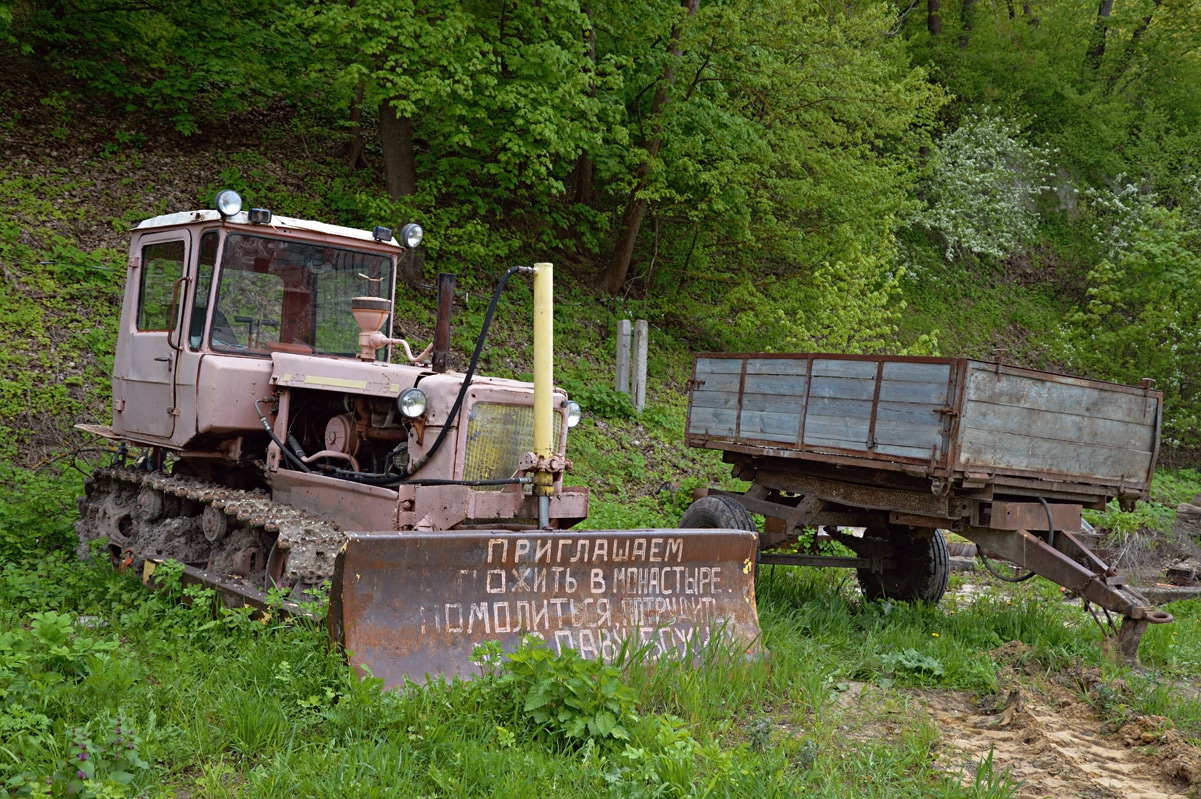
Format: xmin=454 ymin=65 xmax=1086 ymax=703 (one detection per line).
xmin=4 ymin=470 xmax=1200 ymax=798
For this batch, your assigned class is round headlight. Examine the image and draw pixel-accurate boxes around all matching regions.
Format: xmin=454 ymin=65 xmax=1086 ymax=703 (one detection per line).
xmin=398 ymin=387 xmax=427 ymax=418
xmin=399 ymin=222 xmax=424 ymax=249
xmin=215 ymin=189 xmax=243 ymax=218
xmin=566 ymin=400 xmax=582 ymax=428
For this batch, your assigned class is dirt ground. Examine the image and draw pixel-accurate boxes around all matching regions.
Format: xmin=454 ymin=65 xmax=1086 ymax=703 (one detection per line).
xmin=836 ymin=644 xmax=1201 ymax=799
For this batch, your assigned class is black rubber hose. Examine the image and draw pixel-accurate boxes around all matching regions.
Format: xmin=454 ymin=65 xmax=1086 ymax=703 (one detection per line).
xmin=977 ymin=497 xmax=1057 ymax=584
xmin=334 ymin=265 xmax=534 ymax=487
xmin=1038 ymin=496 xmax=1055 ymax=549
xmin=254 ymin=399 xmax=313 ymax=473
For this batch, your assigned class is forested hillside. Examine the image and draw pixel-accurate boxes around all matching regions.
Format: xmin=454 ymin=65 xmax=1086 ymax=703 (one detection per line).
xmin=2 ymin=0 xmax=1200 ymax=462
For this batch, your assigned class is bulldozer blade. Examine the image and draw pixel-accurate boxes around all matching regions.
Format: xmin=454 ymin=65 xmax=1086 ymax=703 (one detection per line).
xmin=329 ymin=528 xmax=761 ymax=687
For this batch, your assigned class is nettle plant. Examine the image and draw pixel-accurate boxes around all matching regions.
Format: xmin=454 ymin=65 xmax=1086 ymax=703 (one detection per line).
xmin=919 ymin=111 xmax=1053 ymax=261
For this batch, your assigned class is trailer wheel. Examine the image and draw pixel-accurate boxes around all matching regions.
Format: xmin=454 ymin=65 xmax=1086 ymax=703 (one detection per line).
xmin=679 ymin=495 xmax=756 ymax=532
xmin=856 ymin=526 xmax=949 ymax=604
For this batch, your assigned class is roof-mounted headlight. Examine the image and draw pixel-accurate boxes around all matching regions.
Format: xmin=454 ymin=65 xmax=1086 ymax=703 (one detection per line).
xmin=398 ymin=387 xmax=427 ymax=419
xmin=215 ymin=189 xmax=243 ymax=218
xmin=566 ymin=400 xmax=582 ymax=428
xmin=399 ymin=223 xmax=424 ymax=249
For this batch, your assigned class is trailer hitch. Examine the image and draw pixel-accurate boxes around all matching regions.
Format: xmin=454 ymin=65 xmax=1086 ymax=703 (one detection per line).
xmin=962 ymin=525 xmax=1172 ymax=662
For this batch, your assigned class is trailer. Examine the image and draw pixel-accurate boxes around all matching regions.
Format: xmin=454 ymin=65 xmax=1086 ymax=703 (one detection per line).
xmin=682 ymin=353 xmax=1172 ymax=659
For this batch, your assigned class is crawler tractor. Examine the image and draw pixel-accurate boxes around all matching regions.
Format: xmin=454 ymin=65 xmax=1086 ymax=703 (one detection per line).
xmin=76 ymin=191 xmax=761 ymax=684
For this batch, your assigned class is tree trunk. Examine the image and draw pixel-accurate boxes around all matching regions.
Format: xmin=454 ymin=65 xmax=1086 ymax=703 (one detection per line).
xmin=927 ymin=0 xmax=941 ymax=35
xmin=1086 ymin=0 xmax=1114 ymax=73
xmin=574 ymin=6 xmax=597 ymax=207
xmin=1024 ymin=1 xmax=1040 ymax=28
xmin=379 ymin=97 xmax=417 ymax=200
xmin=1110 ymin=0 xmax=1162 ymax=86
xmin=603 ymin=0 xmax=700 ymax=296
xmin=959 ymin=0 xmax=976 ymax=48
xmin=345 ymin=84 xmax=368 ymax=171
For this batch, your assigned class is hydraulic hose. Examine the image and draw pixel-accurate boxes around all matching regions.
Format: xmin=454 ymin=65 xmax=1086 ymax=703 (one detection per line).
xmin=254 ymin=399 xmax=313 ymax=474
xmin=977 ymin=496 xmax=1057 ymax=583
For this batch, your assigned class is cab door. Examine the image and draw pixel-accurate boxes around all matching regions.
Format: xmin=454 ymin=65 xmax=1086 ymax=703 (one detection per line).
xmin=112 ymin=231 xmax=191 ymax=440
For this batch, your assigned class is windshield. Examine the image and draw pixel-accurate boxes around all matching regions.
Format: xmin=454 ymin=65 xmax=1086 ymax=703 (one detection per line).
xmin=208 ymin=233 xmax=395 ymax=358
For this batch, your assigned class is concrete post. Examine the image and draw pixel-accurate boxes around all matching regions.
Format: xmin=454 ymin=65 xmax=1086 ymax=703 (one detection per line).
xmin=632 ymin=319 xmax=648 ymax=413
xmin=616 ymin=319 xmax=632 ymax=394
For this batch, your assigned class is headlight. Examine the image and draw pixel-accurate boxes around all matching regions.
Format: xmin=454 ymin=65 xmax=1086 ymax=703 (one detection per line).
xmin=566 ymin=400 xmax=582 ymax=428
xmin=215 ymin=189 xmax=243 ymax=218
xmin=398 ymin=387 xmax=427 ymax=418
xmin=399 ymin=222 xmax=424 ymax=248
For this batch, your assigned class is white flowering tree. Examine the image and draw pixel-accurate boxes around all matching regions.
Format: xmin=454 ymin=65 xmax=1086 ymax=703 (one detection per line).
xmin=920 ymin=112 xmax=1053 ymax=260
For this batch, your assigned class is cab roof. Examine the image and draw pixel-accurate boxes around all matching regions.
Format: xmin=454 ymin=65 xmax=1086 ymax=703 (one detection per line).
xmin=132 ymin=210 xmax=402 ymax=249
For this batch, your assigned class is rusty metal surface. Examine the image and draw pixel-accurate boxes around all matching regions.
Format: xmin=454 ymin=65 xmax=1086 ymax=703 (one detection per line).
xmin=432 ymin=273 xmax=454 ymax=373
xmin=142 ymin=560 xmax=313 ymax=620
xmin=758 ymin=553 xmax=896 ymax=570
xmin=979 ymin=501 xmax=1083 ymax=532
xmin=962 ymin=526 xmax=1172 ymax=624
xmin=755 ymin=468 xmax=960 ymax=519
xmin=330 ymin=529 xmax=761 ymax=687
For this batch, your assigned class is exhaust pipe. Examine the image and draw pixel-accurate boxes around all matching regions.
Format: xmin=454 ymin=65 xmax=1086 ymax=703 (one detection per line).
xmin=432 ymin=273 xmax=455 ymax=373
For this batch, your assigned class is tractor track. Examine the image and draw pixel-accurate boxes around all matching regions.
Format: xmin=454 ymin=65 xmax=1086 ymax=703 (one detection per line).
xmin=75 ymin=467 xmax=344 ymax=596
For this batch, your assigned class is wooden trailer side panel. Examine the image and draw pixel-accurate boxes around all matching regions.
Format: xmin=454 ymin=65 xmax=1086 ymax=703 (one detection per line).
xmin=688 ymin=355 xmax=956 ymax=466
xmin=957 ymin=363 xmax=1160 ymax=486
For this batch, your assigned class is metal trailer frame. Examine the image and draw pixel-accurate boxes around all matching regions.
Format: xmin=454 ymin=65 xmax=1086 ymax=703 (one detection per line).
xmin=685 ymin=353 xmax=1172 ymax=659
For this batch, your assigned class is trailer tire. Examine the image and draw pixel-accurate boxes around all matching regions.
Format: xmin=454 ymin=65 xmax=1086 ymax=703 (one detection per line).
xmin=856 ymin=526 xmax=949 ymax=605
xmin=679 ymin=495 xmax=756 ymax=533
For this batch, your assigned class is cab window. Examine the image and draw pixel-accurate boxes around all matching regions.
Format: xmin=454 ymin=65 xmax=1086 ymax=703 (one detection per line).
xmin=189 ymin=232 xmax=220 ymax=349
xmin=137 ymin=241 xmax=185 ymax=331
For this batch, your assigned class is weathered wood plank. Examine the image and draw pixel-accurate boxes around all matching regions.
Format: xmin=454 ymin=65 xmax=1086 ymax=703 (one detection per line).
xmin=873 ymin=419 xmax=945 ymax=450
xmin=746 ymin=359 xmax=809 ymax=376
xmin=875 ymin=401 xmax=944 ymax=426
xmin=881 ymin=361 xmax=953 ymax=383
xmin=741 ymin=392 xmax=806 ymax=414
xmin=807 ymin=396 xmax=874 ymax=419
xmin=743 ymin=373 xmax=808 ymax=396
xmin=877 ymin=380 xmax=949 ymax=405
xmin=688 ymin=406 xmax=738 ymax=437
xmin=696 ymin=357 xmax=744 ymax=375
xmin=690 ymin=389 xmax=742 ymax=410
xmin=812 ymin=358 xmax=879 ymax=378
xmin=739 ymin=411 xmax=801 ymax=443
xmin=965 ymin=365 xmax=1155 ymax=425
xmin=803 ymin=417 xmax=871 ymax=450
xmin=961 ymin=399 xmax=1157 ymax=450
xmin=808 ymin=377 xmax=877 ymax=402
xmin=803 ymin=433 xmax=871 ymax=452
xmin=693 ymin=372 xmax=742 ymax=393
xmin=875 ymin=443 xmax=939 ymax=460
xmin=957 ymin=430 xmax=1152 ymax=482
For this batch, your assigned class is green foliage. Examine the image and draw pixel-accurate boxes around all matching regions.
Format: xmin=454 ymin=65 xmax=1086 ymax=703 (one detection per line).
xmin=0 ymin=471 xmax=80 ymax=560
xmin=557 ymin=375 xmax=635 ymax=421
xmin=771 ymin=232 xmax=938 ymax=355
xmin=6 ymin=718 xmax=151 ymax=799
xmin=5 ymin=0 xmax=309 ymax=134
xmin=474 ymin=637 xmax=638 ymax=753
xmin=1064 ymin=181 xmax=1201 ymax=447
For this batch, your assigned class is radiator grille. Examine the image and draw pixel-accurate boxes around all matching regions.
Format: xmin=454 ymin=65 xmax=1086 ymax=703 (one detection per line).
xmin=463 ymin=403 xmax=561 ymax=488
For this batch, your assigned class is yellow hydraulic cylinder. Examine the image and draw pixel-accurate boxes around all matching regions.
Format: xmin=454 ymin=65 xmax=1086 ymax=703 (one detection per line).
xmin=533 ymin=262 xmax=554 ymax=497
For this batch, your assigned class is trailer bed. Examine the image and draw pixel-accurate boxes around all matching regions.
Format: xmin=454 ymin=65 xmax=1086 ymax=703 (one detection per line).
xmin=687 ymin=354 xmax=1162 ymax=506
